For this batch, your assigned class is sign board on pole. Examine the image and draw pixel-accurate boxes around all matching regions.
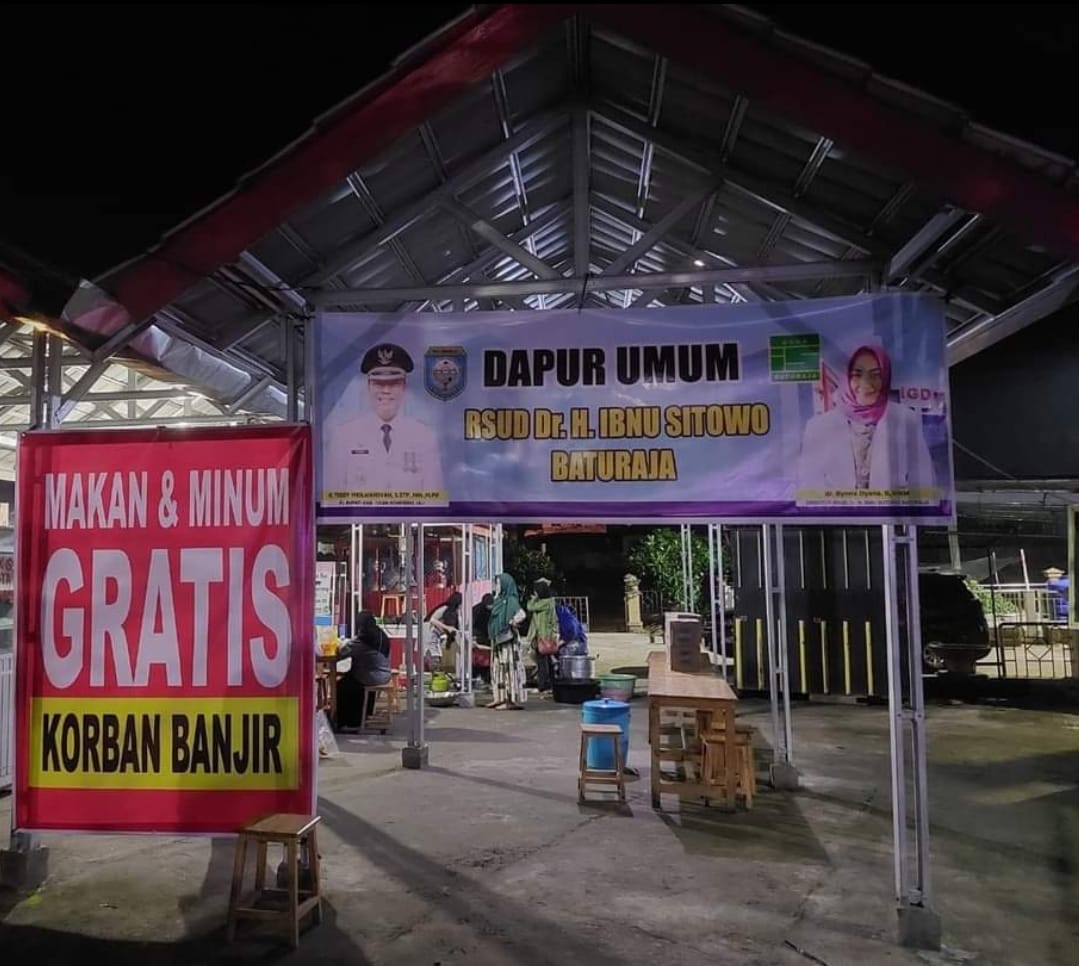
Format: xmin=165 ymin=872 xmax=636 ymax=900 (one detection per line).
xmin=14 ymin=425 xmax=315 ymax=833
xmin=314 ymin=294 xmax=954 ymax=523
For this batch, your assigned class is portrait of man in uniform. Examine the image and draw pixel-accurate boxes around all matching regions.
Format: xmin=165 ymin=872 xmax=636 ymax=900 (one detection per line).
xmin=321 ymin=342 xmax=446 ymax=504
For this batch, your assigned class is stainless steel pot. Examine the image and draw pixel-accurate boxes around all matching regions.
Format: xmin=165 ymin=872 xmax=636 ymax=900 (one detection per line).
xmin=558 ymin=654 xmax=595 ymax=680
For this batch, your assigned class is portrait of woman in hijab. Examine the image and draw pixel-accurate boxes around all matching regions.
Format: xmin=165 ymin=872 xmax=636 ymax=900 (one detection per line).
xmin=796 ymin=344 xmax=936 ymax=500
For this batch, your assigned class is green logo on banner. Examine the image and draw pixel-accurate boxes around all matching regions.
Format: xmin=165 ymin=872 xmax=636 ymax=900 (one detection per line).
xmin=769 ymin=334 xmax=820 ymax=383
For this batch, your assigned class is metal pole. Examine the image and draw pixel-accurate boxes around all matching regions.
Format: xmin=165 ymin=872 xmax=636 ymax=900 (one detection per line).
xmin=886 ymin=524 xmax=941 ymax=948
xmin=717 ymin=524 xmax=728 ymax=673
xmin=285 ymin=319 xmax=299 ymax=422
xmin=708 ymin=523 xmax=719 ymax=659
xmin=461 ymin=524 xmax=473 ymax=698
xmin=29 ymin=331 xmax=46 ymax=429
xmin=905 ymin=526 xmax=932 ymax=904
xmin=686 ymin=524 xmax=695 ymax=612
xmin=402 ymin=524 xmax=415 ymax=745
xmin=352 ymin=524 xmax=363 ymax=635
xmin=45 ymin=334 xmax=63 ymax=428
xmin=882 ymin=523 xmax=908 ymax=901
xmin=762 ymin=525 xmax=781 ymax=746
xmin=774 ymin=524 xmax=794 ymax=764
xmin=416 ymin=524 xmax=426 ymax=753
xmin=680 ymin=524 xmax=691 ymax=611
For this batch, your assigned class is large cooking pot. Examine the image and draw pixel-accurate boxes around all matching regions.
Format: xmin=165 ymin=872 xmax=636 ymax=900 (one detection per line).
xmin=558 ymin=654 xmax=595 ymax=681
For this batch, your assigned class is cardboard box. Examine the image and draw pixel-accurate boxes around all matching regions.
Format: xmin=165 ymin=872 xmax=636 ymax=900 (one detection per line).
xmin=664 ymin=612 xmax=703 ymax=672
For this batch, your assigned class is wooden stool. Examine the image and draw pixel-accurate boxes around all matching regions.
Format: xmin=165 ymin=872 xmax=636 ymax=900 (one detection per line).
xmin=360 ymin=682 xmax=397 ymax=733
xmin=578 ymin=723 xmax=626 ymax=804
xmin=700 ymin=728 xmax=757 ymax=808
xmin=227 ymin=814 xmax=322 ymax=948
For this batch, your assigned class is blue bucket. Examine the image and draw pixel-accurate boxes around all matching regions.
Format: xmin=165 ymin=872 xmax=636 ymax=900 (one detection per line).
xmin=581 ymin=698 xmax=630 ymax=771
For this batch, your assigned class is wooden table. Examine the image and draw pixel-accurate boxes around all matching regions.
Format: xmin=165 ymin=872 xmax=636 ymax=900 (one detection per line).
xmin=647 ymin=650 xmax=739 ymax=810
xmin=315 ymin=654 xmax=346 ymax=726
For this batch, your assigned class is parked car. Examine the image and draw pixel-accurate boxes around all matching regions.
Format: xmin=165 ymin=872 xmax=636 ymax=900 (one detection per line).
xmin=919 ymin=571 xmax=990 ymax=674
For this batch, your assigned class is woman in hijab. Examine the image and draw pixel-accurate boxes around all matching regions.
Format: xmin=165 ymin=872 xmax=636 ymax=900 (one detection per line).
xmin=523 ymin=577 xmax=558 ymax=694
xmin=336 ymin=611 xmax=392 ymax=729
xmin=470 ymin=592 xmax=494 ymax=684
xmin=796 ymin=345 xmax=935 ymax=500
xmin=486 ymin=573 xmax=527 ymax=709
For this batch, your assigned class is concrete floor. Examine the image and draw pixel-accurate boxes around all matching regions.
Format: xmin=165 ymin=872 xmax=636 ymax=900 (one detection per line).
xmin=1 ymin=658 xmax=1077 ymax=965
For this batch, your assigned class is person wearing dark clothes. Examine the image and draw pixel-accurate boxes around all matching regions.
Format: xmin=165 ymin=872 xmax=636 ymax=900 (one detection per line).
xmin=336 ymin=611 xmax=392 ymax=729
xmin=471 ymin=592 xmax=494 ymax=684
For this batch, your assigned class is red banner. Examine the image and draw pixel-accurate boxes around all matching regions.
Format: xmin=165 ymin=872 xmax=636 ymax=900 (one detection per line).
xmin=14 ymin=425 xmax=314 ymax=833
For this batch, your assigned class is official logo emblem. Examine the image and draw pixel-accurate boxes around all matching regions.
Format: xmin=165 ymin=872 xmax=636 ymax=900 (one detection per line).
xmin=377 ymin=346 xmax=395 ymax=366
xmin=424 ymin=346 xmax=467 ymax=401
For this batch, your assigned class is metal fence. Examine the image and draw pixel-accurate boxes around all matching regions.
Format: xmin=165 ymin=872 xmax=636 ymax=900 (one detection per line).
xmin=0 ymin=652 xmax=13 ymax=791
xmin=991 ymin=622 xmax=1075 ymax=679
xmin=555 ymin=596 xmax=591 ymax=630
xmin=981 ymin=584 xmax=1064 ymax=625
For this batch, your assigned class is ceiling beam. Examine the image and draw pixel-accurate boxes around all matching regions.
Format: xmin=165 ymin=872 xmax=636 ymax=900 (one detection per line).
xmin=947 ymin=266 xmax=1079 ymax=366
xmin=885 ymin=208 xmax=970 ymax=281
xmin=591 ymin=101 xmax=998 ymax=317
xmin=599 ymin=185 xmax=714 ymax=276
xmin=95 ymin=5 xmax=572 ymax=323
xmin=573 ymin=108 xmax=591 ymax=277
xmin=590 ymin=4 xmax=1079 ymax=263
xmin=440 ymin=199 xmax=562 ymax=280
xmin=310 ymin=259 xmax=878 ymax=305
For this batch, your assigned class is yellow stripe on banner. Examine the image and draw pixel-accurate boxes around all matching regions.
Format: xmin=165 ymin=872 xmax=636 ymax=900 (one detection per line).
xmin=865 ymin=621 xmax=875 ymax=696
xmin=755 ymin=618 xmax=764 ymax=690
xmin=29 ymin=697 xmax=300 ymax=791
xmin=820 ymin=621 xmax=829 ymax=694
xmin=735 ymin=619 xmax=744 ymax=690
xmin=843 ymin=622 xmax=852 ymax=695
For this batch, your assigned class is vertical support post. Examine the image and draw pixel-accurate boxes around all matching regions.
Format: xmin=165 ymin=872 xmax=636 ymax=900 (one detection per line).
xmin=402 ymin=524 xmax=415 ymax=743
xmin=45 ymin=335 xmax=63 ymax=428
xmin=402 ymin=523 xmax=428 ymax=768
xmin=947 ymin=529 xmax=961 ymax=573
xmin=717 ymin=524 xmax=728 ymax=674
xmin=459 ymin=524 xmax=475 ymax=705
xmin=764 ymin=524 xmax=799 ymax=789
xmin=351 ymin=524 xmax=363 ymax=635
xmin=680 ymin=523 xmax=692 ymax=611
xmin=708 ymin=523 xmax=719 ymax=659
xmin=774 ymin=524 xmax=794 ymax=764
xmin=416 ymin=524 xmax=426 ymax=751
xmin=286 ymin=319 xmax=299 ymax=422
xmin=29 ymin=330 xmax=47 ymax=429
xmin=884 ymin=524 xmax=941 ymax=949
xmin=493 ymin=523 xmax=504 ymax=575
xmin=3 ymin=338 xmax=49 ymax=890
xmin=762 ymin=525 xmax=780 ymax=741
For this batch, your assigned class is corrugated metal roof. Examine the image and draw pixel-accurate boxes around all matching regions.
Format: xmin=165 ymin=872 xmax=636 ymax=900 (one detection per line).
xmin=45 ymin=4 xmax=1079 ymax=430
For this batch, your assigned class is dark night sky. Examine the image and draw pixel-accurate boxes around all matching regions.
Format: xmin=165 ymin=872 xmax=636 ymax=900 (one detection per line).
xmin=2 ymin=3 xmax=1077 ymax=284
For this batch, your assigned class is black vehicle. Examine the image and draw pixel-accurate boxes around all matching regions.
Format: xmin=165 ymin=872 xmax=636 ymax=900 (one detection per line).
xmin=918 ymin=571 xmax=991 ymax=675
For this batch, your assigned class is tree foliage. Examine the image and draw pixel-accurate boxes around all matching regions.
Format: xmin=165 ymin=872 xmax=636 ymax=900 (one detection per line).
xmin=628 ymin=528 xmax=712 ymax=612
xmin=503 ymin=534 xmax=560 ymax=593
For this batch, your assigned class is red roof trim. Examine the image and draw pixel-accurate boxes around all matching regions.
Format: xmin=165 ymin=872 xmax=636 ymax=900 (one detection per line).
xmin=589 ymin=4 xmax=1079 ymax=263
xmin=106 ymin=4 xmax=573 ymax=323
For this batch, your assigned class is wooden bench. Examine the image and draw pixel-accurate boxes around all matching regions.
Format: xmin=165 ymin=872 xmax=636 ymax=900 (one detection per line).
xmin=227 ymin=813 xmax=322 ymax=948
xmin=578 ymin=723 xmax=626 ymax=804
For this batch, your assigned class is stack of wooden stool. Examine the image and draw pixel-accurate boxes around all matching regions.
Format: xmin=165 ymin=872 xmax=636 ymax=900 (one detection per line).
xmin=699 ymin=721 xmax=757 ymax=809
xmin=227 ymin=814 xmax=322 ymax=948
xmin=578 ymin=723 xmax=626 ymax=804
